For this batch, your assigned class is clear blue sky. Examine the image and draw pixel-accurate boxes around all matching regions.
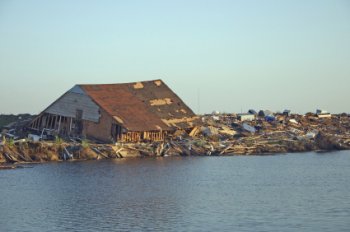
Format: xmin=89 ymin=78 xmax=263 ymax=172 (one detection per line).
xmin=1 ymin=0 xmax=349 ymax=114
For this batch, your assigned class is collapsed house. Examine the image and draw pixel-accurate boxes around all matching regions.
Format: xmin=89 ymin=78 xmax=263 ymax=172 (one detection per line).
xmin=28 ymin=80 xmax=199 ymax=143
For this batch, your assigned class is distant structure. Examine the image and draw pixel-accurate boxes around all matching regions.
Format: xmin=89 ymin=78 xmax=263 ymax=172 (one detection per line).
xmin=28 ymin=80 xmax=198 ymax=143
xmin=283 ymin=110 xmax=291 ymax=116
xmin=316 ymin=109 xmax=332 ymax=118
xmin=237 ymin=113 xmax=255 ymax=122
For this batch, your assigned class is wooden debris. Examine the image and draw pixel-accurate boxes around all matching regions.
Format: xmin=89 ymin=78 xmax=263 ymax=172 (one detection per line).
xmin=189 ymin=126 xmax=201 ymax=137
xmin=4 ymin=153 xmax=18 ymax=163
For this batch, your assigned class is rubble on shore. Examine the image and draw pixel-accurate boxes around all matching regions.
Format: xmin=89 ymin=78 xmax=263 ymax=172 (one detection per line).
xmin=1 ymin=111 xmax=350 ymax=166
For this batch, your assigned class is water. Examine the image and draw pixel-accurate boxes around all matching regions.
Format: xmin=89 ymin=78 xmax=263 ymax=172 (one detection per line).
xmin=1 ymin=151 xmax=350 ymax=232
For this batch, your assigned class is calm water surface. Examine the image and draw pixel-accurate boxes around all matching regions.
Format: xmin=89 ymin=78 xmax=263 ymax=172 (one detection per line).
xmin=1 ymin=151 xmax=350 ymax=232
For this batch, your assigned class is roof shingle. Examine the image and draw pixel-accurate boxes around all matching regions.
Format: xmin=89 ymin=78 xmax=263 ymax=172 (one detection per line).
xmin=80 ymin=79 xmax=197 ymax=131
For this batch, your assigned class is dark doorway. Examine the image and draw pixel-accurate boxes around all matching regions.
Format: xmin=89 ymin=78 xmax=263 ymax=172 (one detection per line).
xmin=112 ymin=123 xmax=123 ymax=142
xmin=75 ymin=109 xmax=83 ymax=135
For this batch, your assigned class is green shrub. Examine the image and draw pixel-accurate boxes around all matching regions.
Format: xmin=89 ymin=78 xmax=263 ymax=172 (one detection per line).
xmin=81 ymin=139 xmax=90 ymax=149
xmin=55 ymin=136 xmax=63 ymax=146
xmin=194 ymin=139 xmax=206 ymax=147
xmin=8 ymin=138 xmax=15 ymax=148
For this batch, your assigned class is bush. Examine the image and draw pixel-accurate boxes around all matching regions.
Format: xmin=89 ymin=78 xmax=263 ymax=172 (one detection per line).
xmin=55 ymin=136 xmax=63 ymax=146
xmin=194 ymin=139 xmax=206 ymax=147
xmin=81 ymin=139 xmax=90 ymax=149
xmin=8 ymin=138 xmax=15 ymax=148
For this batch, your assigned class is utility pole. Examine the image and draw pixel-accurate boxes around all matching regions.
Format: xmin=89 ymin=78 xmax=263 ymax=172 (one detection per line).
xmin=197 ymin=88 xmax=201 ymax=115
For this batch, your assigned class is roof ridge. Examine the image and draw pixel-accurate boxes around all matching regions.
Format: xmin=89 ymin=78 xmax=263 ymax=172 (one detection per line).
xmin=77 ymin=79 xmax=163 ymax=86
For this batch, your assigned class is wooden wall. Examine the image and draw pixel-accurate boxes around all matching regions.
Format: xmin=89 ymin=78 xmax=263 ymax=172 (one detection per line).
xmin=45 ymin=86 xmax=100 ymax=123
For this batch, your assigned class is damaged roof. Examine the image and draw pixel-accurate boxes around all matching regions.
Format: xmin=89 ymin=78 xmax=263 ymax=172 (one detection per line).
xmin=80 ymin=79 xmax=198 ymax=131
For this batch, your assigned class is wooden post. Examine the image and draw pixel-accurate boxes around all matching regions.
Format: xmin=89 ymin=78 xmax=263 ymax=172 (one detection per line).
xmin=52 ymin=115 xmax=55 ymax=129
xmin=44 ymin=115 xmax=49 ymax=128
xmin=50 ymin=115 xmax=55 ymax=129
xmin=52 ymin=115 xmax=56 ymax=129
xmin=46 ymin=115 xmax=51 ymax=128
xmin=57 ymin=115 xmax=62 ymax=133
xmin=69 ymin=117 xmax=73 ymax=133
xmin=33 ymin=118 xmax=38 ymax=129
xmin=50 ymin=115 xmax=54 ymax=129
xmin=38 ymin=116 xmax=42 ymax=129
xmin=54 ymin=115 xmax=59 ymax=130
xmin=47 ymin=115 xmax=52 ymax=129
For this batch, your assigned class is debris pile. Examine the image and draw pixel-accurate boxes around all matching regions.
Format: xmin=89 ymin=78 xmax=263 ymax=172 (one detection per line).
xmin=1 ymin=110 xmax=350 ymax=166
xmin=184 ymin=111 xmax=350 ymax=155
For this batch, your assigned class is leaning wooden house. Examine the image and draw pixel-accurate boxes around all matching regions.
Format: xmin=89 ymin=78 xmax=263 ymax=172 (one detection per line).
xmin=28 ymin=80 xmax=198 ymax=143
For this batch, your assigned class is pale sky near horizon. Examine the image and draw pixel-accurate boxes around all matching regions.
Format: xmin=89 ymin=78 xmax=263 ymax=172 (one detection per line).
xmin=0 ymin=0 xmax=349 ymax=115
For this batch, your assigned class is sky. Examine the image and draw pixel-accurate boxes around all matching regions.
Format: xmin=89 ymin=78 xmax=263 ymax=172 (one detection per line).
xmin=0 ymin=0 xmax=349 ymax=114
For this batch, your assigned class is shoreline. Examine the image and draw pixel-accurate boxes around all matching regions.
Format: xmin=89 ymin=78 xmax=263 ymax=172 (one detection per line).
xmin=1 ymin=135 xmax=349 ymax=169
xmin=1 ymin=149 xmax=347 ymax=170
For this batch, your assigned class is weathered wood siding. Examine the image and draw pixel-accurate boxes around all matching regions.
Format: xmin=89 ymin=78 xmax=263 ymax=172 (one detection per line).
xmin=45 ymin=86 xmax=100 ymax=123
